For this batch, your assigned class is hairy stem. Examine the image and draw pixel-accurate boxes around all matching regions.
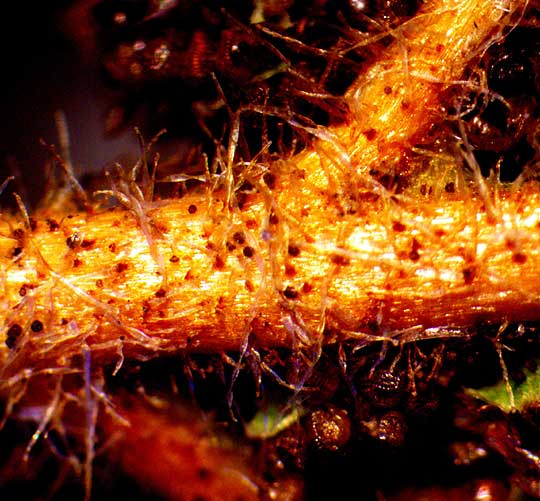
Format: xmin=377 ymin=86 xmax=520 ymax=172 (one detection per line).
xmin=0 ymin=0 xmax=528 ymax=381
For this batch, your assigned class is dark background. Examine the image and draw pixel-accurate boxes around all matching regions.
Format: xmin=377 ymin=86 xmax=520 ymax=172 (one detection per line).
xmin=0 ymin=2 xmax=137 ymax=206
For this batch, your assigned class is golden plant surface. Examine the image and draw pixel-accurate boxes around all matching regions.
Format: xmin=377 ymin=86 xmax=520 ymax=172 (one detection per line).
xmin=0 ymin=0 xmax=536 ymax=499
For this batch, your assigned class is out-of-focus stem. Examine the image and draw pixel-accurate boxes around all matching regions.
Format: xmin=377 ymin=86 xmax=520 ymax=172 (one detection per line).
xmin=101 ymin=395 xmax=263 ymax=500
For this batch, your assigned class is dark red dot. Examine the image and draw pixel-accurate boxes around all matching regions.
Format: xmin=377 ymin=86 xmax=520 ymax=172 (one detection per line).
xmin=364 ymin=128 xmax=377 ymax=141
xmin=116 ymin=262 xmax=129 ymax=273
xmin=463 ymin=266 xmax=475 ymax=285
xmin=512 ymin=252 xmax=527 ymax=264
xmin=81 ymin=239 xmax=96 ymax=249
xmin=243 ymin=246 xmax=255 ymax=258
xmin=409 ymin=250 xmax=420 ymax=261
xmin=188 ymin=204 xmax=197 ymax=214
xmin=331 ymin=254 xmax=350 ymax=266
xmin=285 ymin=264 xmax=296 ymax=277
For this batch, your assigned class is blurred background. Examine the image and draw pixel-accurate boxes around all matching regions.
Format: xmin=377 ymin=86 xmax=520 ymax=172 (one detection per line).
xmin=0 ymin=2 xmax=138 ymax=206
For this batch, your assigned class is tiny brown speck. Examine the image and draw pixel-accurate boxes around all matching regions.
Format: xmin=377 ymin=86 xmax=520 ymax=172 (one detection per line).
xmin=6 ymin=323 xmax=23 ymax=349
xmin=392 ymin=221 xmax=406 ymax=232
xmin=463 ymin=266 xmax=475 ymax=285
xmin=7 ymin=324 xmax=22 ymax=339
xmin=283 ymin=286 xmax=299 ymax=299
xmin=331 ymin=254 xmax=350 ymax=266
xmin=384 ymin=86 xmax=392 ymax=94
xmin=233 ymin=232 xmax=245 ymax=244
xmin=12 ymin=247 xmax=22 ymax=257
xmin=30 ymin=320 xmax=43 ymax=333
xmin=288 ymin=244 xmax=300 ymax=257
xmin=285 ymin=264 xmax=296 ymax=277
xmin=81 ymin=239 xmax=96 ymax=249
xmin=169 ymin=255 xmax=179 ymax=263
xmin=302 ymin=282 xmax=313 ymax=293
xmin=269 ymin=213 xmax=279 ymax=225
xmin=66 ymin=233 xmax=81 ymax=249
xmin=116 ymin=262 xmax=129 ymax=273
xmin=409 ymin=238 xmax=422 ymax=261
xmin=243 ymin=246 xmax=255 ymax=258
xmin=409 ymin=250 xmax=420 ymax=261
xmin=188 ymin=204 xmax=197 ymax=214
xmin=215 ymin=255 xmax=225 ymax=269
xmin=18 ymin=285 xmax=27 ymax=296
xmin=445 ymin=182 xmax=455 ymax=193
xmin=109 ymin=243 xmax=117 ymax=253
xmin=96 ymin=279 xmax=104 ymax=288
xmin=364 ymin=128 xmax=377 ymax=141
xmin=155 ymin=288 xmax=167 ymax=298
xmin=73 ymin=258 xmax=83 ymax=268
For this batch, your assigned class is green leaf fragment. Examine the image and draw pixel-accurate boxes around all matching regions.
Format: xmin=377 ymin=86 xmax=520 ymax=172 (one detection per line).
xmin=245 ymin=404 xmax=304 ymax=439
xmin=466 ymin=362 xmax=540 ymax=413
